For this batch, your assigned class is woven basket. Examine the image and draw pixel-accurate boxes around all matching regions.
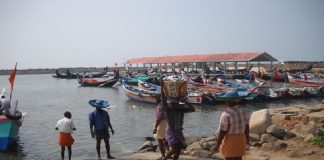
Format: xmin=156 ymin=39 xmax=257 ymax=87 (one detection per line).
xmin=163 ymin=80 xmax=187 ymax=99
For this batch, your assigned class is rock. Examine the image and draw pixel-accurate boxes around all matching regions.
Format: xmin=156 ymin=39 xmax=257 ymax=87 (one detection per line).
xmin=284 ymin=131 xmax=296 ymax=140
xmin=205 ymin=135 xmax=217 ymax=142
xmin=250 ymin=109 xmax=272 ymax=135
xmin=184 ymin=134 xmax=201 ymax=146
xmin=201 ymin=141 xmax=216 ymax=151
xmin=307 ymin=111 xmax=324 ymax=123
xmin=249 ymin=133 xmax=260 ymax=142
xmin=273 ymin=140 xmax=288 ymax=149
xmin=315 ymin=128 xmax=324 ymax=136
xmin=304 ymin=134 xmax=314 ymax=142
xmin=138 ymin=141 xmax=153 ymax=151
xmin=261 ymin=142 xmax=274 ymax=150
xmin=266 ymin=124 xmax=286 ymax=139
xmin=321 ymin=100 xmax=324 ymax=104
xmin=186 ymin=141 xmax=202 ymax=153
xmin=212 ymin=152 xmax=224 ymax=160
xmin=192 ymin=150 xmax=212 ymax=158
xmin=199 ymin=138 xmax=208 ymax=145
xmin=289 ymin=148 xmax=316 ymax=157
xmin=260 ymin=133 xmax=278 ymax=143
xmin=251 ymin=141 xmax=262 ymax=147
xmin=291 ymin=123 xmax=316 ymax=137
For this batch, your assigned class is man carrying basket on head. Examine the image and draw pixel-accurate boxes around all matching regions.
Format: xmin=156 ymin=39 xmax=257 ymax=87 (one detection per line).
xmin=160 ymin=78 xmax=195 ymax=160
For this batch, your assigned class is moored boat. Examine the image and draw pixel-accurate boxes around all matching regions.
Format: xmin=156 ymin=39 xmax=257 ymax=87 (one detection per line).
xmin=0 ymin=116 xmax=20 ymax=151
xmin=78 ymin=77 xmax=118 ymax=87
xmin=122 ymin=84 xmax=159 ymax=104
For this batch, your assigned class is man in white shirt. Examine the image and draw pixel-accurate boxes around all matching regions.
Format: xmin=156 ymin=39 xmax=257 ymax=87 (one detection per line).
xmin=55 ymin=111 xmax=76 ymax=160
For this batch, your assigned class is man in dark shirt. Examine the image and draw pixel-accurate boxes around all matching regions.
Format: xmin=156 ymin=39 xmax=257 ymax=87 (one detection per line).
xmin=160 ymin=81 xmax=195 ymax=160
xmin=89 ymin=107 xmax=115 ymax=159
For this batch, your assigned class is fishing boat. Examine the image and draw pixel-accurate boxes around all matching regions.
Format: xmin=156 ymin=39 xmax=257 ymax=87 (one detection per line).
xmin=78 ymin=77 xmax=118 ymax=87
xmin=138 ymin=80 xmax=161 ymax=93
xmin=288 ymin=76 xmax=324 ymax=87
xmin=211 ymin=88 xmax=250 ymax=102
xmin=187 ymin=91 xmax=203 ymax=104
xmin=0 ymin=100 xmax=25 ymax=151
xmin=52 ymin=69 xmax=78 ymax=79
xmin=122 ymin=75 xmax=150 ymax=85
xmin=122 ymin=84 xmax=159 ymax=104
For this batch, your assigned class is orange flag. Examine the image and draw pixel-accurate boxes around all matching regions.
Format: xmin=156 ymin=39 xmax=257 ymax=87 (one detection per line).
xmin=8 ymin=63 xmax=17 ymax=90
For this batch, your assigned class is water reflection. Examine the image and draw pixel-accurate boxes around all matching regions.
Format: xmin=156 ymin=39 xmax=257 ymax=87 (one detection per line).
xmin=0 ymin=137 xmax=26 ymax=160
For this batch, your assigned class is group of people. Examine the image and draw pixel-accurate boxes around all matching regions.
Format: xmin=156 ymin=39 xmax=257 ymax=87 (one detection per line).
xmin=153 ymin=79 xmax=250 ymax=160
xmin=55 ymin=79 xmax=250 ymax=160
xmin=55 ymin=106 xmax=114 ymax=160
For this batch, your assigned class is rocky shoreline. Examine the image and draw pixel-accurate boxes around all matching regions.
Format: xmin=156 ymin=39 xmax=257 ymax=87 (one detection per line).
xmin=132 ymin=100 xmax=324 ymax=160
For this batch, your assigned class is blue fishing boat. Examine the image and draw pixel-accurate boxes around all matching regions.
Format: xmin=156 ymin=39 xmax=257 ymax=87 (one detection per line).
xmin=0 ymin=116 xmax=20 ymax=151
xmin=122 ymin=83 xmax=159 ymax=104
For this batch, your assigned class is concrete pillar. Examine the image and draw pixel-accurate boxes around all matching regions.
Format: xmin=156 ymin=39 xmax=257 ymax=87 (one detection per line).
xmin=224 ymin=61 xmax=227 ymax=75
xmin=234 ymin=61 xmax=238 ymax=74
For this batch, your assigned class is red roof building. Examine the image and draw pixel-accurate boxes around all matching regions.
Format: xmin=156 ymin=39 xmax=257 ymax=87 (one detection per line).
xmin=125 ymin=52 xmax=277 ymax=64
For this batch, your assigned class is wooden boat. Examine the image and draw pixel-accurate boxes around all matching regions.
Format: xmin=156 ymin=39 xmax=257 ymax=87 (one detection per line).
xmin=187 ymin=91 xmax=203 ymax=104
xmin=82 ymin=72 xmax=107 ymax=78
xmin=122 ymin=84 xmax=159 ymax=104
xmin=288 ymin=78 xmax=324 ymax=87
xmin=0 ymin=101 xmax=25 ymax=151
xmin=78 ymin=77 xmax=118 ymax=87
xmin=211 ymin=88 xmax=250 ymax=102
xmin=0 ymin=116 xmax=20 ymax=151
xmin=52 ymin=69 xmax=78 ymax=79
xmin=122 ymin=75 xmax=150 ymax=85
xmin=138 ymin=80 xmax=161 ymax=93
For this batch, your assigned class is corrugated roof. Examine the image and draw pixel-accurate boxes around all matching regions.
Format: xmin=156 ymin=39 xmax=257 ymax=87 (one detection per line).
xmin=125 ymin=52 xmax=277 ymax=64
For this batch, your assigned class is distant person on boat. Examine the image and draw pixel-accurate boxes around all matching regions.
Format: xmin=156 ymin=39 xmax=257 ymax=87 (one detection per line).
xmin=113 ymin=69 xmax=120 ymax=79
xmin=0 ymin=88 xmax=9 ymax=115
xmin=89 ymin=106 xmax=115 ymax=159
xmin=212 ymin=100 xmax=250 ymax=160
xmin=160 ymin=81 xmax=195 ymax=160
xmin=153 ymin=98 xmax=169 ymax=159
xmin=55 ymin=111 xmax=76 ymax=160
xmin=179 ymin=68 xmax=188 ymax=81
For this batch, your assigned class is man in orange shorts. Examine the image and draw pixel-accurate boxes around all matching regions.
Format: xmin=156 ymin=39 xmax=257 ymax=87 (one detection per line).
xmin=213 ymin=100 xmax=250 ymax=160
xmin=55 ymin=111 xmax=76 ymax=160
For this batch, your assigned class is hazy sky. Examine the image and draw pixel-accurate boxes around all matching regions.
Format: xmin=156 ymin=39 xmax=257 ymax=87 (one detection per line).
xmin=1 ymin=0 xmax=324 ymax=69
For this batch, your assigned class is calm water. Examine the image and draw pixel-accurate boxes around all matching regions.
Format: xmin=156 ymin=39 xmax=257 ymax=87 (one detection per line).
xmin=0 ymin=74 xmax=321 ymax=160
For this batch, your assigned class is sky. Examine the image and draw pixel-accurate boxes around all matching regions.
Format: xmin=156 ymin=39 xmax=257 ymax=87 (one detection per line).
xmin=0 ymin=0 xmax=324 ymax=69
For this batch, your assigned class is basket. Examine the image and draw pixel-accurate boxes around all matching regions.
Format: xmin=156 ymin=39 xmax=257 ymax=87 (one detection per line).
xmin=162 ymin=80 xmax=187 ymax=99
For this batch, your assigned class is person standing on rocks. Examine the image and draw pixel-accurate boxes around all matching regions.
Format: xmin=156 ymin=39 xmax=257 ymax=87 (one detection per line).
xmin=160 ymin=80 xmax=195 ymax=160
xmin=153 ymin=98 xmax=169 ymax=159
xmin=213 ymin=100 xmax=250 ymax=160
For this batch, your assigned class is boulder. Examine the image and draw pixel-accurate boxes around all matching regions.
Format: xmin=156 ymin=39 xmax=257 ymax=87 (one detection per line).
xmin=186 ymin=141 xmax=202 ymax=153
xmin=291 ymin=123 xmax=316 ymax=137
xmin=184 ymin=134 xmax=201 ymax=146
xmin=205 ymin=135 xmax=217 ymax=142
xmin=304 ymin=134 xmax=314 ymax=142
xmin=284 ymin=130 xmax=296 ymax=140
xmin=260 ymin=133 xmax=278 ymax=143
xmin=261 ymin=142 xmax=274 ymax=150
xmin=249 ymin=133 xmax=260 ymax=142
xmin=192 ymin=150 xmax=212 ymax=158
xmin=273 ymin=140 xmax=288 ymax=149
xmin=307 ymin=111 xmax=324 ymax=123
xmin=250 ymin=109 xmax=272 ymax=135
xmin=212 ymin=152 xmax=224 ymax=160
xmin=201 ymin=141 xmax=216 ymax=151
xmin=138 ymin=141 xmax=153 ymax=151
xmin=266 ymin=124 xmax=286 ymax=139
xmin=289 ymin=148 xmax=317 ymax=157
xmin=251 ymin=141 xmax=262 ymax=147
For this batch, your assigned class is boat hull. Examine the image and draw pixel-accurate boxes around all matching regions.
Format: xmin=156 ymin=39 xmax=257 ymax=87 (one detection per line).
xmin=0 ymin=117 xmax=19 ymax=151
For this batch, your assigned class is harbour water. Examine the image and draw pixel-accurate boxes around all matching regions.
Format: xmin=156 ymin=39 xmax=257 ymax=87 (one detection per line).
xmin=0 ymin=74 xmax=321 ymax=160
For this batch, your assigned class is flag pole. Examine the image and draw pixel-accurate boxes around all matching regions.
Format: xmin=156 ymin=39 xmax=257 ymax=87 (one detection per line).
xmin=9 ymin=63 xmax=17 ymax=103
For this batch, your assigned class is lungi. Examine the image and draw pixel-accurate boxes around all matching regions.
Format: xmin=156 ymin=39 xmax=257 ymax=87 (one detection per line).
xmin=58 ymin=132 xmax=74 ymax=147
xmin=220 ymin=133 xmax=246 ymax=157
xmin=165 ymin=126 xmax=184 ymax=145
